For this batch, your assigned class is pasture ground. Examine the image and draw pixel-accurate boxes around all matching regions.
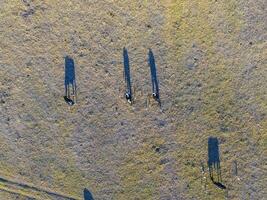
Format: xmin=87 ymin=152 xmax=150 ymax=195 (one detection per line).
xmin=0 ymin=0 xmax=266 ymax=199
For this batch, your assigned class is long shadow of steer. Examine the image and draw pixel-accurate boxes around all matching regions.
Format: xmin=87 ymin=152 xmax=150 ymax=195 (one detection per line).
xmin=208 ymin=137 xmax=226 ymax=189
xmin=148 ymin=49 xmax=161 ymax=106
xmin=123 ymin=48 xmax=133 ymax=104
xmin=64 ymin=56 xmax=77 ymax=105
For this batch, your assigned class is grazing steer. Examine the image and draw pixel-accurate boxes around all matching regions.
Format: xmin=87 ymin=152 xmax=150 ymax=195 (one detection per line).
xmin=64 ymin=96 xmax=74 ymax=106
xmin=125 ymin=92 xmax=132 ymax=104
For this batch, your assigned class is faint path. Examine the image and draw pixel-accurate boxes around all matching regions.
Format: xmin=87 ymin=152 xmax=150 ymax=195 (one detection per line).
xmin=0 ymin=176 xmax=79 ymax=200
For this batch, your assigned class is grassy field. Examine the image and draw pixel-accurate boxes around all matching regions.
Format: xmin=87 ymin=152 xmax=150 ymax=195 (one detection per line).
xmin=0 ymin=0 xmax=266 ymax=199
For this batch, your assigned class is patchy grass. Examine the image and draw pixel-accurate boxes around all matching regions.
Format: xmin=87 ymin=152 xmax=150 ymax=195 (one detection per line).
xmin=0 ymin=0 xmax=266 ymax=199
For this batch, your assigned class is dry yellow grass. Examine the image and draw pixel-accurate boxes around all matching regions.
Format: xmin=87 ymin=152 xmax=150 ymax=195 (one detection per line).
xmin=0 ymin=0 xmax=266 ymax=199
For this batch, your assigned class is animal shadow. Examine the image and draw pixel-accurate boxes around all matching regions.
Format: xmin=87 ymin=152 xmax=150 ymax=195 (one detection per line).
xmin=148 ymin=49 xmax=161 ymax=106
xmin=83 ymin=188 xmax=94 ymax=200
xmin=207 ymin=137 xmax=226 ymax=189
xmin=123 ymin=48 xmax=132 ymax=104
xmin=64 ymin=56 xmax=77 ymax=105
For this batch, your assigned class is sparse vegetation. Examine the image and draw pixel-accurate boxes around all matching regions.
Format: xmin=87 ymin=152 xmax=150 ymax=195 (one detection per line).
xmin=0 ymin=0 xmax=266 ymax=199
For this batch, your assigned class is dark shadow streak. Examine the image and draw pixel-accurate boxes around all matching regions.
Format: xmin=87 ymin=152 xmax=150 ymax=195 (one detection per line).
xmin=123 ymin=48 xmax=132 ymax=104
xmin=148 ymin=49 xmax=161 ymax=106
xmin=84 ymin=188 xmax=94 ymax=200
xmin=64 ymin=56 xmax=76 ymax=105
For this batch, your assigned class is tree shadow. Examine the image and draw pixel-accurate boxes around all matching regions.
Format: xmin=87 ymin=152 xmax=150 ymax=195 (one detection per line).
xmin=207 ymin=137 xmax=226 ymax=189
xmin=64 ymin=56 xmax=76 ymax=105
xmin=148 ymin=49 xmax=161 ymax=106
xmin=83 ymin=188 xmax=94 ymax=200
xmin=123 ymin=48 xmax=132 ymax=104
